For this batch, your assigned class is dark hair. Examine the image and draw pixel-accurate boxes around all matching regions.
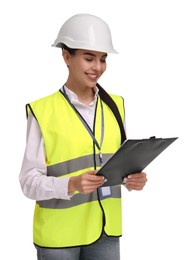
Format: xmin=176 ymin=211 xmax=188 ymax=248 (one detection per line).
xmin=62 ymin=44 xmax=77 ymax=55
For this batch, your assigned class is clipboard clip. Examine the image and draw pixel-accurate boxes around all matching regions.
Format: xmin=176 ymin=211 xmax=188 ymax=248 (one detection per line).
xmin=149 ymin=136 xmax=162 ymax=140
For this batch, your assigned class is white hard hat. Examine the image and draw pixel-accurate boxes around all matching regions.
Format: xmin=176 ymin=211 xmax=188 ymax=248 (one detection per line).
xmin=52 ymin=13 xmax=118 ymax=54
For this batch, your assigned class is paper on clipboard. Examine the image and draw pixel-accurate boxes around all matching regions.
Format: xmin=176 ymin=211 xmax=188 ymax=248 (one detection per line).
xmin=97 ymin=136 xmax=178 ymax=187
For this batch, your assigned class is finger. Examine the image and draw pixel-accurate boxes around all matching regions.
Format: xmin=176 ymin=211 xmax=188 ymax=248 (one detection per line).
xmin=128 ymin=175 xmax=147 ymax=183
xmin=127 ymin=175 xmax=147 ymax=183
xmin=87 ymin=170 xmax=97 ymax=175
xmin=127 ymin=183 xmax=145 ymax=191
xmin=80 ymin=181 xmax=106 ymax=194
xmin=81 ymin=175 xmax=106 ymax=187
xmin=127 ymin=180 xmax=147 ymax=187
xmin=86 ymin=173 xmax=106 ymax=183
xmin=89 ymin=178 xmax=107 ymax=186
xmin=127 ymin=180 xmax=147 ymax=189
xmin=128 ymin=172 xmax=146 ymax=179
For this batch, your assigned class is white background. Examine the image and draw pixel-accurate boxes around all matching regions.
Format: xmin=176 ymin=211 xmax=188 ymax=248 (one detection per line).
xmin=0 ymin=0 xmax=191 ymax=259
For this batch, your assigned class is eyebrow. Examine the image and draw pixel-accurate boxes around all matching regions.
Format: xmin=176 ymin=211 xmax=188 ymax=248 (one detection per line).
xmin=83 ymin=52 xmax=108 ymax=58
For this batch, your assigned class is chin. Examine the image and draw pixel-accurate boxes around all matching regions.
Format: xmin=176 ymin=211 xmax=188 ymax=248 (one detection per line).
xmin=85 ymin=81 xmax=97 ymax=89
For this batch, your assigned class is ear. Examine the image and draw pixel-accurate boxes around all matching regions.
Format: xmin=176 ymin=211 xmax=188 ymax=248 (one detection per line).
xmin=62 ymin=50 xmax=70 ymax=66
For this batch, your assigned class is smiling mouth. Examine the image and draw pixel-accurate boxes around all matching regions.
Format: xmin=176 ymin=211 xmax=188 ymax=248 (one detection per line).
xmin=85 ymin=73 xmax=99 ymax=81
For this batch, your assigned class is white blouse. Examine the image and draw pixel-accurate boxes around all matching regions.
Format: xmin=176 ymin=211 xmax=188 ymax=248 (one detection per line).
xmin=19 ymin=86 xmax=98 ymax=201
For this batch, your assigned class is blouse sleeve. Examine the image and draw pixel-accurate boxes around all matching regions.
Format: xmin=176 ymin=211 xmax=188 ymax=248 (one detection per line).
xmin=19 ymin=113 xmax=73 ymax=200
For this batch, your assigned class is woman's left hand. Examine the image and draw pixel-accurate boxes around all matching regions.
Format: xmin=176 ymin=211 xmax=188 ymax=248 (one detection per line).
xmin=123 ymin=172 xmax=147 ymax=191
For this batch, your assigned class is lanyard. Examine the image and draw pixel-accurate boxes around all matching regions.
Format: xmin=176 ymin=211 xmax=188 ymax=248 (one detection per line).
xmin=62 ymin=86 xmax=104 ymax=165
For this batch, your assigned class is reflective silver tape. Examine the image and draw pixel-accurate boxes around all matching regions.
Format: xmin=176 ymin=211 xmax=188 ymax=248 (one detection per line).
xmin=47 ymin=153 xmax=113 ymax=177
xmin=37 ymin=186 xmax=121 ymax=209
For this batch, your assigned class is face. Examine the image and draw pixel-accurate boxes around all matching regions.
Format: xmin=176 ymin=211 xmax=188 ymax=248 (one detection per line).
xmin=63 ymin=49 xmax=107 ymax=90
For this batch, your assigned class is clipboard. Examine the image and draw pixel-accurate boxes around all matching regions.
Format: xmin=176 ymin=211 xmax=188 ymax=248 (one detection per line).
xmin=97 ymin=136 xmax=178 ymax=187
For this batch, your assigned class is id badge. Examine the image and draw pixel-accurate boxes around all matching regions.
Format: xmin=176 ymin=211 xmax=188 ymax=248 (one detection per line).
xmin=99 ymin=186 xmax=112 ymax=199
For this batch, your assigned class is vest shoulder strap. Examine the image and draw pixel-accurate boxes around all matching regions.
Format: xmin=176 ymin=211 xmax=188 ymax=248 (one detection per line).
xmin=96 ymin=83 xmax=126 ymax=144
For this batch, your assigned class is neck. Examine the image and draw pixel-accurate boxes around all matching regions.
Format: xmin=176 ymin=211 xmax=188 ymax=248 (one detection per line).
xmin=65 ymin=83 xmax=95 ymax=105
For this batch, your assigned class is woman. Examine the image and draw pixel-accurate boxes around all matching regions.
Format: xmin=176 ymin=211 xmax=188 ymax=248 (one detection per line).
xmin=19 ymin=13 xmax=147 ymax=260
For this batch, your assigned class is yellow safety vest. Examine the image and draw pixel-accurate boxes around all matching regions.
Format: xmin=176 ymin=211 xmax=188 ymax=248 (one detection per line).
xmin=27 ymin=90 xmax=125 ymax=248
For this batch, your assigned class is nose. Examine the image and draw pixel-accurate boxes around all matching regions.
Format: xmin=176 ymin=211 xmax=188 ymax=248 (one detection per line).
xmin=92 ymin=60 xmax=102 ymax=71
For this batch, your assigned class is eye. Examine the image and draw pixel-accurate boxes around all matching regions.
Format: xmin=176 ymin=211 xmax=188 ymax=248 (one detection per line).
xmin=85 ymin=58 xmax=93 ymax=62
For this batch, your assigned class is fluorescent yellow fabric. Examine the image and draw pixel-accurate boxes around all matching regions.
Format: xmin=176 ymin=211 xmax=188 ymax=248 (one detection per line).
xmin=27 ymin=90 xmax=125 ymax=248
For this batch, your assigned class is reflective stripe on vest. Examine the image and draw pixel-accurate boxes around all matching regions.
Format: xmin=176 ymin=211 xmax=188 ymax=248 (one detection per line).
xmin=37 ymin=186 xmax=121 ymax=209
xmin=27 ymin=90 xmax=125 ymax=248
xmin=46 ymin=153 xmax=112 ymax=177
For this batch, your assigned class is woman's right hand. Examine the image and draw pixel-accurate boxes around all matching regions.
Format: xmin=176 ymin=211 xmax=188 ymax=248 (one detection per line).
xmin=68 ymin=170 xmax=107 ymax=194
